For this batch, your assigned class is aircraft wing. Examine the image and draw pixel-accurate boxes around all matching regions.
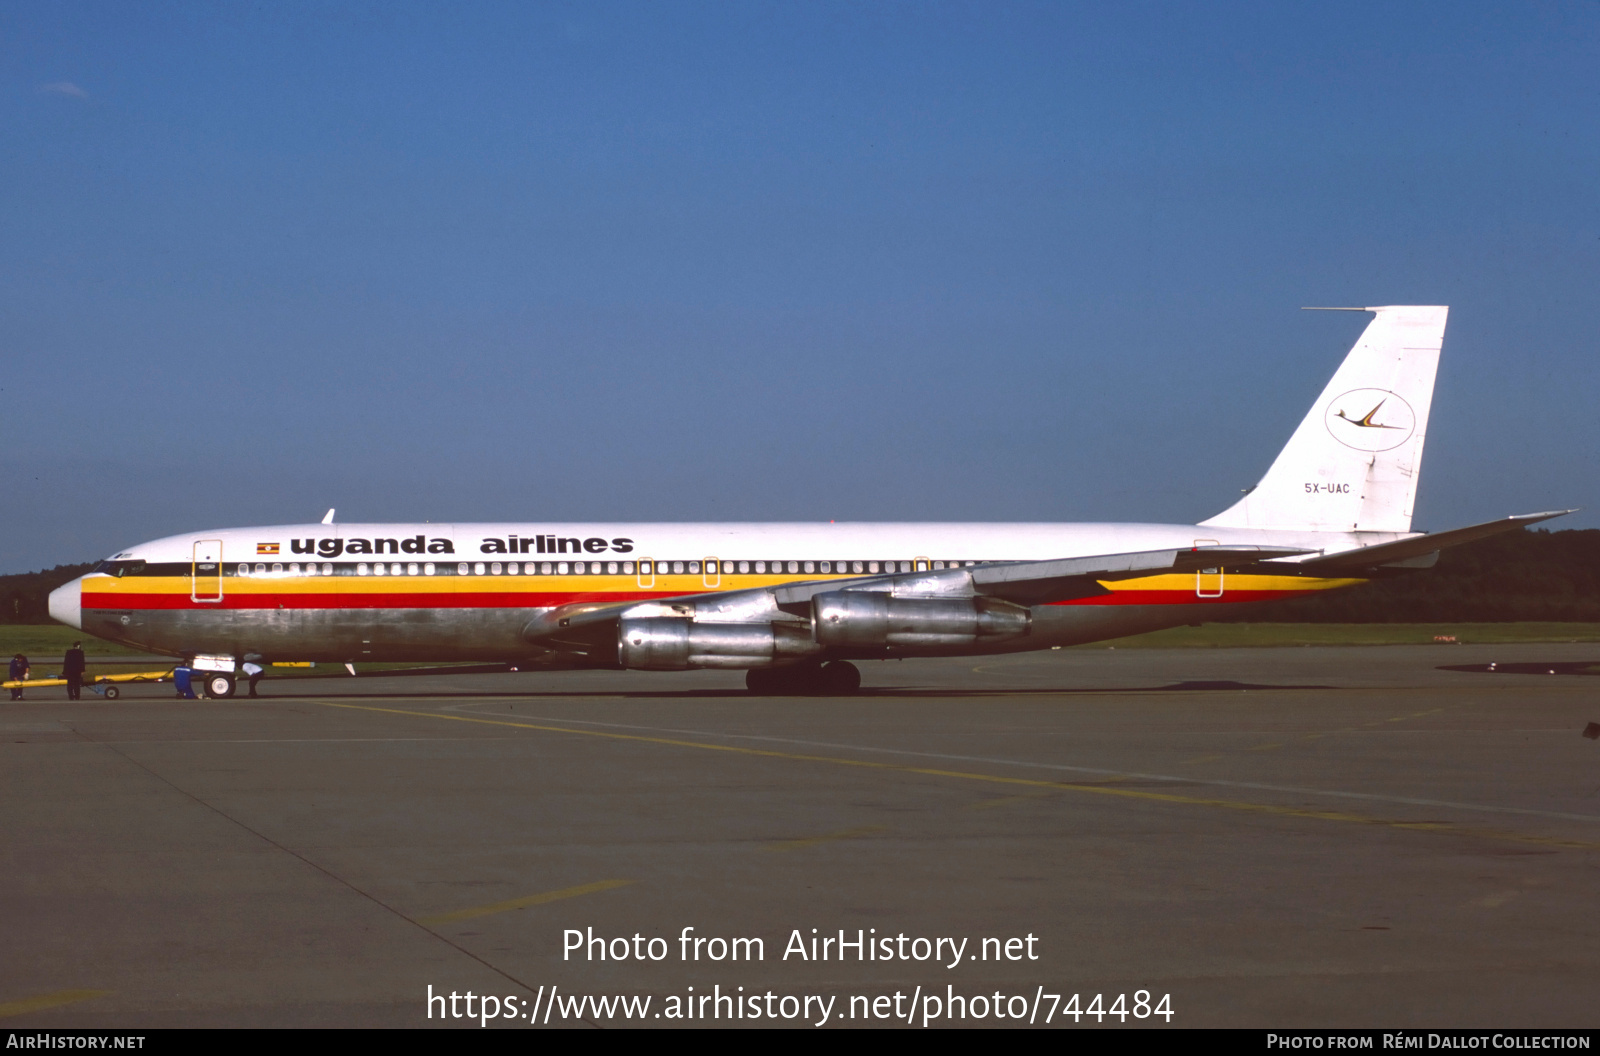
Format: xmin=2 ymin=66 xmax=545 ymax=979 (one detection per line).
xmin=767 ymin=545 xmax=1312 ymax=609
xmin=521 ymin=545 xmax=1312 ymax=656
xmin=1286 ymin=510 xmax=1575 ymax=571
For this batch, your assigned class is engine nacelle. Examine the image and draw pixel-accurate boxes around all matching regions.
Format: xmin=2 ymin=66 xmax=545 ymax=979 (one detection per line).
xmin=811 ymin=592 xmax=1030 ymax=648
xmin=618 ymin=618 xmax=821 ymax=670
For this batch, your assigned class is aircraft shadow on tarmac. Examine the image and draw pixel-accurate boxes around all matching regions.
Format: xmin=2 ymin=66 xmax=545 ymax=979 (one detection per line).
xmin=1438 ymin=661 xmax=1600 ymax=677
xmin=238 ymin=677 xmax=1338 ymax=701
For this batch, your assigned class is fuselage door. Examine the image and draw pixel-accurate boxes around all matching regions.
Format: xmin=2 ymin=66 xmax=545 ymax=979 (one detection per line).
xmin=636 ymin=558 xmax=655 ymax=591
xmin=1193 ymin=538 xmax=1223 ymax=598
xmin=192 ymin=539 xmax=224 ymax=603
xmin=703 ymin=557 xmax=721 ymax=589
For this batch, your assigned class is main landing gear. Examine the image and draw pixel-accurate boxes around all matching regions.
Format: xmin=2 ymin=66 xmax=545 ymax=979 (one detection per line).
xmin=745 ymin=661 xmax=861 ymax=696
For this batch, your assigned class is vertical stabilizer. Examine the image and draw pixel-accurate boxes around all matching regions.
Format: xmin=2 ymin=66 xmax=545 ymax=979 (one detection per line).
xmin=1200 ymin=305 xmax=1447 ymax=533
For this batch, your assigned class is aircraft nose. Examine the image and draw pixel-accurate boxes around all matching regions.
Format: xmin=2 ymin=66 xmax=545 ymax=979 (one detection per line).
xmin=49 ymin=577 xmax=83 ymax=630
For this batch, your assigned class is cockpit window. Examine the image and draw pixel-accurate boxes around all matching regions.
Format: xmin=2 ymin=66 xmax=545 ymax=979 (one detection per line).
xmin=93 ymin=560 xmax=147 ymax=577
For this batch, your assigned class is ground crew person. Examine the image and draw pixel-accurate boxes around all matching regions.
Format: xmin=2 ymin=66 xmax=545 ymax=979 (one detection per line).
xmin=63 ymin=641 xmax=86 ymax=700
xmin=8 ymin=654 xmax=28 ymax=700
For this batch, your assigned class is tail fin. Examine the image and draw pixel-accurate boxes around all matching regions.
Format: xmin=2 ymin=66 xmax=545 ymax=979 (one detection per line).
xmin=1200 ymin=305 xmax=1447 ymax=534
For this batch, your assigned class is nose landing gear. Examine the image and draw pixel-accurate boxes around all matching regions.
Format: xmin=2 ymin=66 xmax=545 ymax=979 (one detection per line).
xmin=202 ymin=673 xmax=236 ymax=699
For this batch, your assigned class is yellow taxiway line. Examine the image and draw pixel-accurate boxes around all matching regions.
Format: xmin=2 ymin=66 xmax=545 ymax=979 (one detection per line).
xmin=0 ymin=989 xmax=112 ymax=1020
xmin=417 ymin=878 xmax=635 ymax=926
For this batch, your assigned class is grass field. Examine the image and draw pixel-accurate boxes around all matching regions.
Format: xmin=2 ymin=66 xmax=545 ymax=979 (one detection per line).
xmin=1 ymin=625 xmax=151 ymax=659
xmin=4 ymin=621 xmax=1599 ymax=665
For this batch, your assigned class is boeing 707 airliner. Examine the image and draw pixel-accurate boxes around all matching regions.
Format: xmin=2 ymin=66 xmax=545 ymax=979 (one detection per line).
xmin=47 ymin=306 xmax=1569 ymax=696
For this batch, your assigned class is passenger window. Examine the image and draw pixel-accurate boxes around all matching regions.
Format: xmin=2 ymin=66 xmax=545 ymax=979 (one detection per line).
xmin=507 ymin=562 xmax=519 ymax=576
xmin=424 ymin=562 xmax=435 ymax=575
xmin=255 ymin=563 xmax=266 ymax=574
xmin=557 ymin=562 xmax=569 ymax=574
xmin=672 ymin=561 xmax=685 ymax=574
xmin=541 ymin=562 xmax=553 ymax=574
xmin=754 ymin=561 xmax=765 ymax=573
xmin=573 ymin=562 xmax=585 ymax=575
xmin=786 ymin=561 xmax=798 ymax=573
xmin=238 ymin=563 xmax=249 ymax=576
xmin=358 ymin=563 xmax=370 ymax=575
xmin=819 ymin=561 xmax=830 ymax=573
xmin=932 ymin=560 xmax=944 ymax=570
xmin=868 ymin=561 xmax=880 ymax=573
xmin=473 ymin=562 xmax=486 ymax=575
xmin=458 ymin=563 xmax=469 ymax=575
xmin=623 ymin=561 xmax=635 ymax=574
xmin=408 ymin=563 xmax=420 ymax=575
xmin=689 ymin=561 xmax=700 ymax=574
xmin=322 ymin=563 xmax=333 ymax=575
xmin=373 ymin=563 xmax=386 ymax=576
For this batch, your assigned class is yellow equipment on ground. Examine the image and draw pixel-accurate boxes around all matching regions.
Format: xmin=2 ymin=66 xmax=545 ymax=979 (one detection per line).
xmin=3 ymin=670 xmax=177 ymax=700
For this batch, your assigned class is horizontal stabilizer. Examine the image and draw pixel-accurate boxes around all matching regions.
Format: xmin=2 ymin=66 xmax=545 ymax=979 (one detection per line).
xmin=1290 ymin=510 xmax=1575 ymax=571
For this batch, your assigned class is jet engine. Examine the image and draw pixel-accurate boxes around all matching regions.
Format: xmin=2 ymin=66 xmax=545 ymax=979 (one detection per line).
xmin=618 ymin=618 xmax=821 ymax=670
xmin=811 ymin=591 xmax=1030 ymax=648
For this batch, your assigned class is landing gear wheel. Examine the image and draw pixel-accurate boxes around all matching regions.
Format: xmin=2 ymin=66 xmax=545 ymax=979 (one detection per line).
xmin=745 ymin=666 xmax=824 ymax=695
xmin=203 ymin=673 xmax=236 ymax=699
xmin=818 ymin=660 xmax=861 ymax=695
xmin=102 ymin=686 xmax=120 ymax=700
xmin=781 ymin=665 xmax=823 ymax=695
xmin=745 ymin=667 xmax=781 ymax=694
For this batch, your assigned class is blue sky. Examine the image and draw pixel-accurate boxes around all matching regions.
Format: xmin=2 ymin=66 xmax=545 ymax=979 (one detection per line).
xmin=3 ymin=1 xmax=1596 ymax=572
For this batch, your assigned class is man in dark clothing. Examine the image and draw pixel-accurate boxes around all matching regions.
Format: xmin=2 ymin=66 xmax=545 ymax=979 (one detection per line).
xmin=8 ymin=654 xmax=28 ymax=700
xmin=63 ymin=642 xmax=86 ymax=701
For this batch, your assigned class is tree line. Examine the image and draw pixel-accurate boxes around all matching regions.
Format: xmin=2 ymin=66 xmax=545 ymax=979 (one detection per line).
xmin=1211 ymin=527 xmax=1600 ymax=623
xmin=3 ymin=529 xmax=1597 ymax=625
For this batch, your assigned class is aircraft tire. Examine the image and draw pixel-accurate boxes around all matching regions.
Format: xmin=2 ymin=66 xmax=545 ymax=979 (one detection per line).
xmin=780 ymin=664 xmax=824 ymax=695
xmin=818 ymin=661 xmax=861 ymax=695
xmin=203 ymin=673 xmax=236 ymax=700
xmin=746 ymin=665 xmax=825 ymax=695
xmin=745 ymin=667 xmax=781 ymax=694
xmin=103 ymin=686 xmax=120 ymax=700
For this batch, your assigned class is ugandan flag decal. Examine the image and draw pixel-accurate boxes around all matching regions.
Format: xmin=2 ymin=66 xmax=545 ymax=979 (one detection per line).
xmin=256 ymin=542 xmax=281 ymax=555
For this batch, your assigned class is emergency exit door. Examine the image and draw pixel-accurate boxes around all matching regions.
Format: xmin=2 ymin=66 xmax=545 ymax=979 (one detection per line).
xmin=192 ymin=539 xmax=224 ymax=602
xmin=1193 ymin=538 xmax=1223 ymax=598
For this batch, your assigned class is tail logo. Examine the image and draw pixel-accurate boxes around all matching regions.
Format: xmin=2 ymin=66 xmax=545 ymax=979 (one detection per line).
xmin=1324 ymin=388 xmax=1416 ymax=452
